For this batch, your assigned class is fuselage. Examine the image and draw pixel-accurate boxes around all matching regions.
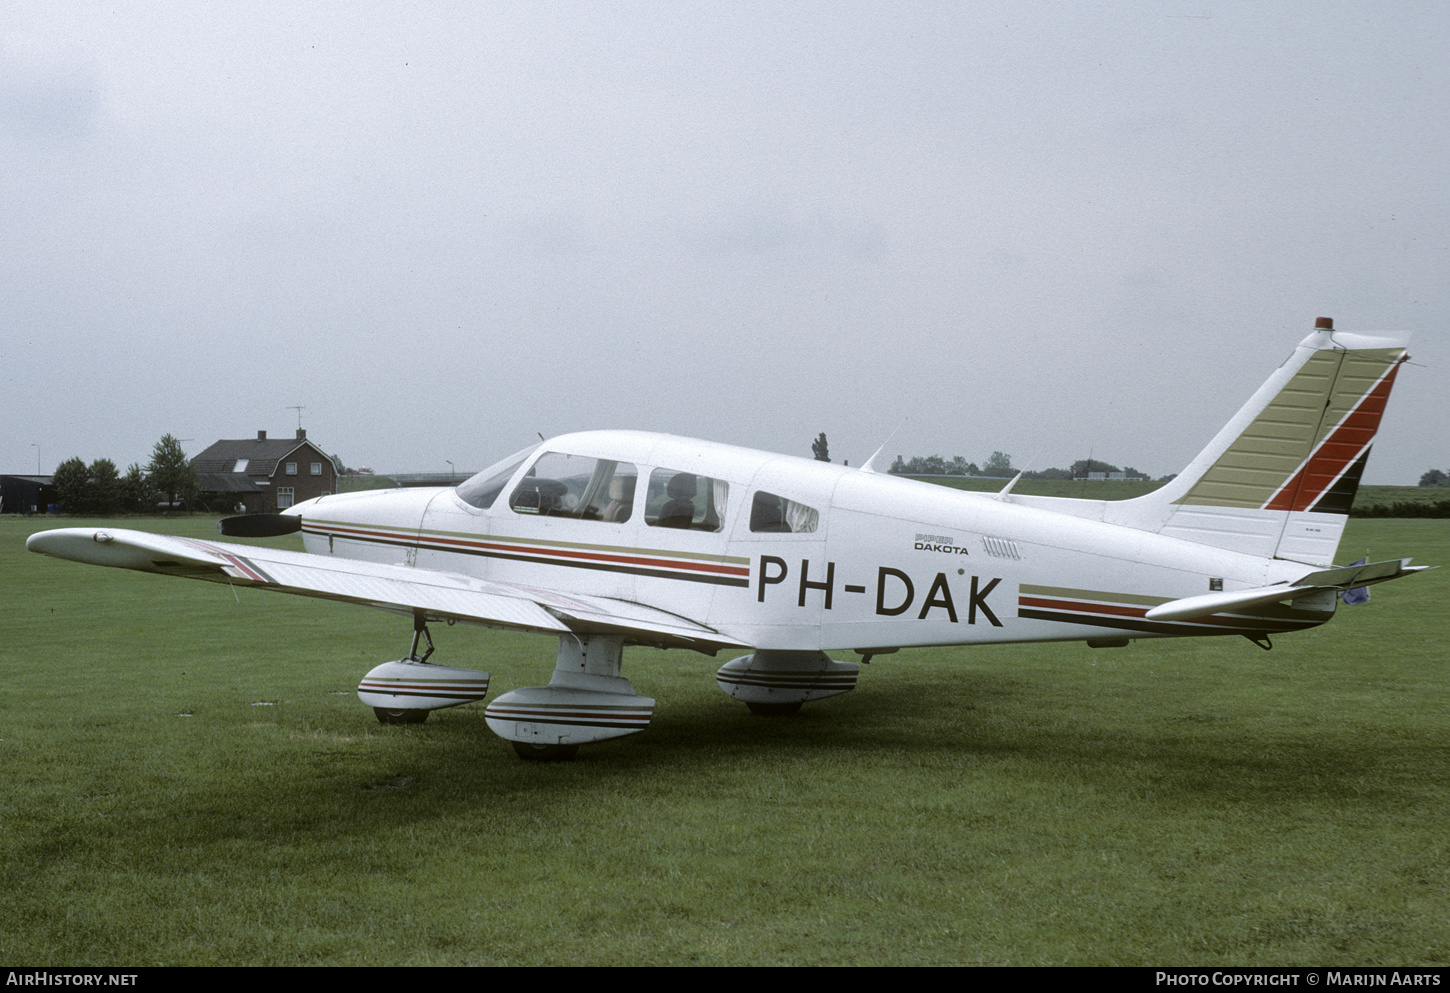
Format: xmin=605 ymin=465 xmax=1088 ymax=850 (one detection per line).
xmin=291 ymin=431 xmax=1334 ymax=654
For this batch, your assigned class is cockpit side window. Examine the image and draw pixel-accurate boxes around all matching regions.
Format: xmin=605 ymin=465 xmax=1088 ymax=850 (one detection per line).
xmin=750 ymin=491 xmax=819 ymax=533
xmin=645 ymin=469 xmax=727 ymax=532
xmin=508 ymin=453 xmax=638 ymax=522
xmin=455 ymin=446 xmax=535 ymax=510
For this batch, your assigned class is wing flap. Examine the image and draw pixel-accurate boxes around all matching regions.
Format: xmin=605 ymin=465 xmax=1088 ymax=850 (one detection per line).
xmin=543 ymin=597 xmax=751 ymax=649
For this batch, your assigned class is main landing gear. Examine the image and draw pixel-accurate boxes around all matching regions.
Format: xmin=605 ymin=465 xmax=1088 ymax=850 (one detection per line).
xmin=360 ymin=619 xmax=859 ymax=759
xmin=359 ymin=616 xmax=653 ymax=761
xmin=484 ymin=634 xmax=654 ymax=762
xmin=356 ymin=612 xmax=491 ymax=725
xmin=715 ymin=651 xmax=860 ymax=714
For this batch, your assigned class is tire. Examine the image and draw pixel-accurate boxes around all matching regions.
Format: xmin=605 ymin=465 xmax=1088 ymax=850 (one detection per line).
xmin=745 ymin=701 xmax=803 ymax=716
xmin=374 ymin=707 xmax=429 ymax=725
xmin=511 ymin=741 xmax=580 ymax=762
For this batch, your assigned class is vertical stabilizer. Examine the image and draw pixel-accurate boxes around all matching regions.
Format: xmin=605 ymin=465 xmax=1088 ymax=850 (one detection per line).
xmin=1104 ymin=319 xmax=1410 ymax=566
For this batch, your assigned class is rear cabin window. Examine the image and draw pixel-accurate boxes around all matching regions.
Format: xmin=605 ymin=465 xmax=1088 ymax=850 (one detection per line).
xmin=645 ymin=469 xmax=727 ymax=532
xmin=509 ymin=453 xmax=638 ymax=522
xmin=750 ymin=491 xmax=819 ymax=533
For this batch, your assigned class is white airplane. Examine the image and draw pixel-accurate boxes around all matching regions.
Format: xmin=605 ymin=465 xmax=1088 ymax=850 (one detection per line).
xmin=28 ymin=318 xmax=1427 ymax=760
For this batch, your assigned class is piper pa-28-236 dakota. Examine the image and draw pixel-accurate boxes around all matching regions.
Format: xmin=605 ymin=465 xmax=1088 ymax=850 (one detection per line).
xmin=28 ymin=318 xmax=1428 ymax=760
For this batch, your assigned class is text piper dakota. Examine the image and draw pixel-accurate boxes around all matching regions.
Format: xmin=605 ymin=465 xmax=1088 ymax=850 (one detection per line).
xmin=27 ymin=318 xmax=1427 ymax=760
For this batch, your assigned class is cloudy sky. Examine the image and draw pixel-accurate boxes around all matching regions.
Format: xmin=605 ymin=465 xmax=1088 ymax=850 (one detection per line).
xmin=4 ymin=1 xmax=1446 ymax=484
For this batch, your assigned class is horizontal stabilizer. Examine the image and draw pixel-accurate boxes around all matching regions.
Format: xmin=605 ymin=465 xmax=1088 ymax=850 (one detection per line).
xmin=1146 ymin=558 xmax=1427 ymax=621
xmin=1295 ymin=557 xmax=1429 ymax=589
xmin=1145 ymin=585 xmax=1318 ymax=621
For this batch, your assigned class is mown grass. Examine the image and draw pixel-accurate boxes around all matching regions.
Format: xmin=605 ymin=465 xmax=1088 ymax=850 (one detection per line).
xmin=1 ymin=516 xmax=1445 ymax=965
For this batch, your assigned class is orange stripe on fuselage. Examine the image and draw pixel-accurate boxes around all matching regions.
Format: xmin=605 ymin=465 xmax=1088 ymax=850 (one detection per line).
xmin=305 ymin=522 xmax=749 ymax=579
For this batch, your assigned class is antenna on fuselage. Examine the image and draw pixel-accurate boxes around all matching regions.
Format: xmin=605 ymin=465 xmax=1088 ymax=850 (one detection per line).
xmin=860 ymin=418 xmax=907 ymax=474
xmin=994 ymin=444 xmax=1045 ymax=501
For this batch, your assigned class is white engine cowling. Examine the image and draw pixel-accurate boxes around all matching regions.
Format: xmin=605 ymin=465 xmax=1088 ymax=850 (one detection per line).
xmin=357 ymin=659 xmax=491 ymax=715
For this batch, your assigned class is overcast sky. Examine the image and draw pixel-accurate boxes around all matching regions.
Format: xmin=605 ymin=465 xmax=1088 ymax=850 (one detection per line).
xmin=4 ymin=1 xmax=1446 ymax=485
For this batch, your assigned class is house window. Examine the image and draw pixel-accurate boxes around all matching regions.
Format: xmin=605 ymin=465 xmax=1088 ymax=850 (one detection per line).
xmin=233 ymin=459 xmax=249 ymax=472
xmin=285 ymin=462 xmax=297 ymax=475
xmin=277 ymin=487 xmax=295 ymax=509
xmin=311 ymin=462 xmax=322 ymax=475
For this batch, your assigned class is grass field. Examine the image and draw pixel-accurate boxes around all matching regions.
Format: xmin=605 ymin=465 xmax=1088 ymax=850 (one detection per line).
xmin=1 ymin=515 xmax=1445 ymax=965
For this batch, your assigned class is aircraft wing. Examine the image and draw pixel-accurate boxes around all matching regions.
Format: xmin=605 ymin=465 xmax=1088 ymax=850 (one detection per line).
xmin=25 ymin=528 xmax=747 ymax=652
xmin=1145 ymin=558 xmax=1428 ymax=622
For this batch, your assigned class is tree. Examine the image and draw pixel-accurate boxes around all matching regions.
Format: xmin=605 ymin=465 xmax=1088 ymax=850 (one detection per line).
xmin=1028 ymin=467 xmax=1073 ymax=480
xmin=1420 ymin=469 xmax=1449 ymax=487
xmin=89 ymin=458 xmax=121 ymax=515
xmin=1070 ymin=459 xmax=1120 ymax=478
xmin=121 ymin=463 xmax=153 ymax=513
xmin=52 ymin=457 xmax=90 ymax=513
xmin=983 ymin=451 xmax=1014 ymax=477
xmin=812 ymin=433 xmax=830 ymax=462
xmin=147 ymin=434 xmax=197 ymax=510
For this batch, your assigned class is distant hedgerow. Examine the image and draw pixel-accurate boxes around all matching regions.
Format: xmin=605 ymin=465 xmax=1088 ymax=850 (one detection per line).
xmin=1350 ymin=500 xmax=1450 ymax=518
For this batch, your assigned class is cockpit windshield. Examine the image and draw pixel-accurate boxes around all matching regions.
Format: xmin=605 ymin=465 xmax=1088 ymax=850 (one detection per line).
xmin=454 ymin=445 xmax=536 ymax=510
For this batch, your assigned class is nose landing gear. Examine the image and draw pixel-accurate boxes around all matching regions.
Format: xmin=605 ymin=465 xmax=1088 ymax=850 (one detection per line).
xmin=357 ymin=612 xmax=491 ymax=725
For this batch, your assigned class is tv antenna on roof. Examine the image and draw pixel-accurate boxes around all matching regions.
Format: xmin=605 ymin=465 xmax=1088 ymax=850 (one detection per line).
xmin=286 ymin=405 xmax=306 ymax=430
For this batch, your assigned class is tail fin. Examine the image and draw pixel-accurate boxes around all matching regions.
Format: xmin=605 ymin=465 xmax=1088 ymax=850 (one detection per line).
xmin=1104 ymin=318 xmax=1410 ymax=566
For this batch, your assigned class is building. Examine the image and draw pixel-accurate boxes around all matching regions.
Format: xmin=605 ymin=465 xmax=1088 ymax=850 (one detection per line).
xmin=0 ymin=475 xmax=56 ymax=514
xmin=192 ymin=429 xmax=337 ymax=512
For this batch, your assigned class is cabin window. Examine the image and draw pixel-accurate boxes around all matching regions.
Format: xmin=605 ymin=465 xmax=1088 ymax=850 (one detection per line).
xmin=750 ymin=491 xmax=819 ymax=533
xmin=509 ymin=453 xmax=638 ymax=522
xmin=455 ymin=446 xmax=534 ymax=510
xmin=645 ymin=469 xmax=727 ymax=532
